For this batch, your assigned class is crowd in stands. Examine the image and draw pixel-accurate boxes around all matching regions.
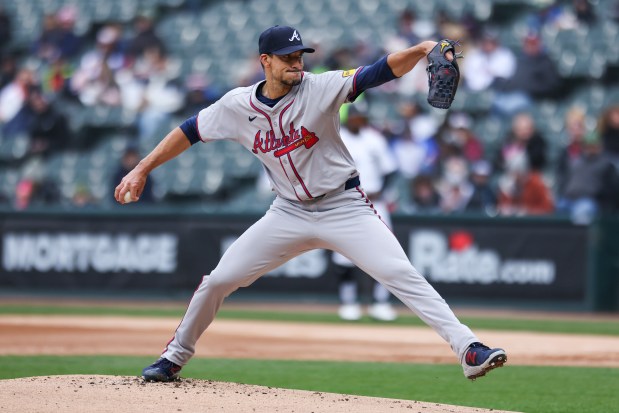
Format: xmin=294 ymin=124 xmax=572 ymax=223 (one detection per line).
xmin=0 ymin=0 xmax=618 ymax=224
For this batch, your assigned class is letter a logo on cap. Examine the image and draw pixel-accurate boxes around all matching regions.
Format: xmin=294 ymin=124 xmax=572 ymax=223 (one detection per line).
xmin=289 ymin=30 xmax=301 ymax=42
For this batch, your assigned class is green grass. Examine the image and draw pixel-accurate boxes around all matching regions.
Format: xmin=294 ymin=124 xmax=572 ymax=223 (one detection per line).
xmin=1 ymin=304 xmax=619 ymax=336
xmin=1 ymin=355 xmax=617 ymax=413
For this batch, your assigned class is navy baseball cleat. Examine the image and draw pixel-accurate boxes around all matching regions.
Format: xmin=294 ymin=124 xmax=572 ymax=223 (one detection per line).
xmin=142 ymin=357 xmax=182 ymax=382
xmin=461 ymin=342 xmax=507 ymax=380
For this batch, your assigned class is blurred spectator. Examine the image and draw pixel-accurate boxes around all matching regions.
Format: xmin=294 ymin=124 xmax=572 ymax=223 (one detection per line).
xmin=180 ymin=73 xmax=222 ymax=117
xmin=536 ymin=0 xmax=596 ymax=31
xmin=0 ymin=67 xmax=36 ymax=136
xmin=393 ymin=9 xmax=422 ymax=46
xmin=31 ymin=6 xmax=82 ymax=63
xmin=384 ymin=10 xmax=435 ymax=97
xmin=32 ymin=14 xmax=58 ymax=62
xmin=324 ymin=46 xmax=357 ymax=71
xmin=14 ymin=160 xmax=60 ymax=210
xmin=235 ymin=53 xmax=266 ymax=86
xmin=0 ymin=50 xmax=17 ymax=89
xmin=0 ymin=4 xmax=11 ymax=51
xmin=493 ymin=33 xmax=561 ymax=116
xmin=556 ymin=131 xmax=619 ymax=223
xmin=435 ymin=9 xmax=472 ymax=43
xmin=497 ymin=153 xmax=554 ymax=216
xmin=70 ymin=25 xmax=125 ymax=106
xmin=436 ymin=155 xmax=474 ymax=214
xmin=14 ymin=178 xmax=61 ymax=209
xmin=112 ymin=147 xmax=155 ymax=203
xmin=462 ymin=28 xmax=516 ymax=92
xmin=556 ymin=106 xmax=587 ymax=197
xmin=465 ymin=160 xmax=498 ymax=215
xmin=71 ymin=184 xmax=97 ymax=208
xmin=391 ymin=102 xmax=440 ymax=178
xmin=14 ymin=179 xmax=36 ymax=210
xmin=409 ymin=174 xmax=441 ymax=213
xmin=303 ymin=41 xmax=328 ymax=73
xmin=384 ymin=9 xmax=435 ymax=58
xmin=438 ymin=112 xmax=484 ymax=164
xmin=126 ymin=12 xmax=166 ymax=63
xmin=572 ymin=0 xmax=596 ymax=25
xmin=26 ymin=88 xmax=71 ymax=158
xmin=495 ymin=112 xmax=548 ymax=174
xmin=598 ymin=105 xmax=619 ymax=164
xmin=41 ymin=57 xmax=73 ymax=96
xmin=495 ymin=112 xmax=552 ymax=215
xmin=119 ymin=46 xmax=184 ymax=142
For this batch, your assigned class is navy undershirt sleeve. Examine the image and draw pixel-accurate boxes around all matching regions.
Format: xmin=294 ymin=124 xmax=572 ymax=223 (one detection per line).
xmin=179 ymin=115 xmax=201 ymax=145
xmin=349 ymin=55 xmax=397 ymax=101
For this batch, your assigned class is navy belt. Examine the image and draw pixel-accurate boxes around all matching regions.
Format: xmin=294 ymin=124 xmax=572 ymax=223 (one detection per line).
xmin=312 ymin=176 xmax=360 ymax=201
xmin=344 ymin=175 xmax=360 ymax=190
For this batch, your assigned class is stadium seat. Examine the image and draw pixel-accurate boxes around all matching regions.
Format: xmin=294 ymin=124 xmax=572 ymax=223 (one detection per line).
xmin=3 ymin=0 xmax=618 ymax=211
xmin=0 ymin=134 xmax=30 ymax=162
xmin=0 ymin=166 xmax=19 ymax=202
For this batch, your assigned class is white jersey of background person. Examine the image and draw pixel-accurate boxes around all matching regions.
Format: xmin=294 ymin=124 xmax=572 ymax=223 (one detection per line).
xmin=332 ymin=117 xmax=398 ymax=267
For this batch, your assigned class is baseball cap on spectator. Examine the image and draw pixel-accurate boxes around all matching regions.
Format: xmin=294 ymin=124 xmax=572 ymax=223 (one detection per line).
xmin=259 ymin=25 xmax=315 ymax=55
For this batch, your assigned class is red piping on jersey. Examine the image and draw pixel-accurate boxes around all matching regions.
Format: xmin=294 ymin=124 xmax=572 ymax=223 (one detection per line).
xmin=250 ymin=94 xmax=303 ymax=201
xmin=347 ymin=66 xmax=364 ymax=102
xmin=278 ymin=99 xmax=314 ymax=199
xmin=249 ymin=96 xmax=275 ymax=130
xmin=355 ymin=186 xmax=393 ymax=232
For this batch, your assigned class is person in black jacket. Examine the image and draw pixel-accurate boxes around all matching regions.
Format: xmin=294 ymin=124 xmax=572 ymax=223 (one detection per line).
xmin=557 ymin=132 xmax=619 ymax=223
xmin=493 ymin=33 xmax=561 ymax=116
xmin=27 ymin=88 xmax=70 ymax=158
xmin=465 ymin=160 xmax=497 ymax=215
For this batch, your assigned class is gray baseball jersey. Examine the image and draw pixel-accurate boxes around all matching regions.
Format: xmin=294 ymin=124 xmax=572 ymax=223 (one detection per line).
xmin=196 ymin=70 xmax=359 ymax=201
xmin=161 ymin=69 xmax=480 ymax=368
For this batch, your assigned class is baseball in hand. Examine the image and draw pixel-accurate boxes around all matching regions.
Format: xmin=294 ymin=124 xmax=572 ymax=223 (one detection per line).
xmin=123 ymin=192 xmax=134 ymax=203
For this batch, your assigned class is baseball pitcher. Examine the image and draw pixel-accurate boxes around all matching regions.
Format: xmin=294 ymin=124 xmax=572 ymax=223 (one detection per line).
xmin=114 ymin=25 xmax=506 ymax=382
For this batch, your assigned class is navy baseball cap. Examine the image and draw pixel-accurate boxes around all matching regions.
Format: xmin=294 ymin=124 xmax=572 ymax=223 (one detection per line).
xmin=258 ymin=25 xmax=315 ymax=55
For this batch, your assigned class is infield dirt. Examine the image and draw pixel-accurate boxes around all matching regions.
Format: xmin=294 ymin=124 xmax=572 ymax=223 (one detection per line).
xmin=1 ymin=314 xmax=618 ymax=366
xmin=2 ymin=301 xmax=618 ymax=412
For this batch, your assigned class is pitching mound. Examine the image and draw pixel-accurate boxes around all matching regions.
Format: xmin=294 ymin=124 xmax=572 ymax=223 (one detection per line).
xmin=3 ymin=375 xmax=519 ymax=413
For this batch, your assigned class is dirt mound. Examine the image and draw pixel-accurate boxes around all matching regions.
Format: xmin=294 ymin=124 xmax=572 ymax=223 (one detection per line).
xmin=1 ymin=375 xmax=520 ymax=413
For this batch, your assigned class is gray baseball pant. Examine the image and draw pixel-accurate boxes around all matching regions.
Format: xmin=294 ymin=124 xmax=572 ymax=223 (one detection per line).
xmin=162 ymin=188 xmax=478 ymax=365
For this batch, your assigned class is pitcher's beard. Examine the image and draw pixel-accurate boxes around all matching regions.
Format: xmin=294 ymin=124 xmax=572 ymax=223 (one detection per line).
xmin=282 ymin=78 xmax=301 ymax=87
xmin=280 ymin=72 xmax=302 ymax=87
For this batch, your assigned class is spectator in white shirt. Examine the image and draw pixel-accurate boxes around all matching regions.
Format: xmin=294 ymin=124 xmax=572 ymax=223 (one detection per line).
xmin=462 ymin=29 xmax=516 ymax=92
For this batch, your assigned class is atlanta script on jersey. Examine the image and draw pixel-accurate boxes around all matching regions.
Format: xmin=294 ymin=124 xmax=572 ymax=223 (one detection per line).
xmin=195 ymin=70 xmax=361 ymax=201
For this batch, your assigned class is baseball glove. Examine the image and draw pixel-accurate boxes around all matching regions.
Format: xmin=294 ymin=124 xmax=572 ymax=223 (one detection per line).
xmin=426 ymin=39 xmax=462 ymax=109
